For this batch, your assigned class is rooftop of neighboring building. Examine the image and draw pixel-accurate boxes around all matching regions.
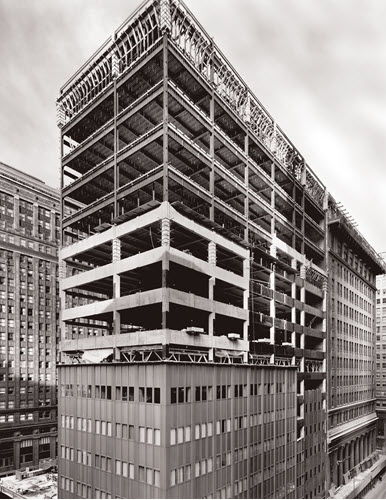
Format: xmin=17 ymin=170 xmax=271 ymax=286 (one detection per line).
xmin=0 ymin=469 xmax=57 ymax=499
xmin=0 ymin=161 xmax=59 ymax=200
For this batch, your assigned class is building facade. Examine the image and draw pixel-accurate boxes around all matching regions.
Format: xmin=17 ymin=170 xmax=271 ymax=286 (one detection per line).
xmin=375 ymin=273 xmax=386 ymax=451
xmin=326 ymin=205 xmax=385 ymax=491
xmin=57 ymin=0 xmax=329 ymax=498
xmin=0 ymin=162 xmax=60 ymax=475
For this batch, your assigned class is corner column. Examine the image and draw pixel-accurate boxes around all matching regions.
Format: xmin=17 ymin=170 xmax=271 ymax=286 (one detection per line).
xmin=208 ymin=240 xmax=216 ymax=361
xmin=113 ymin=237 xmax=121 ymax=359
xmin=161 ymin=218 xmax=170 ymax=329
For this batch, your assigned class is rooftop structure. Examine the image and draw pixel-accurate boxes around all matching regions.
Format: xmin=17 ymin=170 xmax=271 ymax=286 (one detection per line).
xmin=0 ymin=469 xmax=57 ymax=499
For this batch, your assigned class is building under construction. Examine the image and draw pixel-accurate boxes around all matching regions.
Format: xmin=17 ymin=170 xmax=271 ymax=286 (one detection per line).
xmin=55 ymin=0 xmax=352 ymax=497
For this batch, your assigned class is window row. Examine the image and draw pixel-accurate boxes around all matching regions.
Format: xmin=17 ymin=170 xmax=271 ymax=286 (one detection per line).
xmin=76 ymin=481 xmax=92 ymax=499
xmin=172 ymin=383 xmax=273 ymax=404
xmin=61 ymin=383 xmax=160 ymax=403
xmin=60 ymin=475 xmax=74 ymax=494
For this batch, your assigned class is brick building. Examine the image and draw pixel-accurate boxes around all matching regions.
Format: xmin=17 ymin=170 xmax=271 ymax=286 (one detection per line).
xmin=0 ymin=162 xmax=60 ymax=475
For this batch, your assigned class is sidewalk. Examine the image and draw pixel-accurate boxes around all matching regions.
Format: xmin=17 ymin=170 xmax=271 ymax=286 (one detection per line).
xmin=333 ymin=454 xmax=386 ymax=499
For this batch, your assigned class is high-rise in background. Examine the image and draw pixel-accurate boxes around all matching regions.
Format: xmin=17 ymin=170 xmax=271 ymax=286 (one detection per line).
xmin=0 ymin=163 xmax=60 ymax=476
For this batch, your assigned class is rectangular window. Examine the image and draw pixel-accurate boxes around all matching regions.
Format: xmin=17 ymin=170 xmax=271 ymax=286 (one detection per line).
xmin=154 ymin=428 xmax=160 ymax=446
xmin=178 ymin=466 xmax=184 ymax=484
xmin=154 ymin=469 xmax=160 ymax=487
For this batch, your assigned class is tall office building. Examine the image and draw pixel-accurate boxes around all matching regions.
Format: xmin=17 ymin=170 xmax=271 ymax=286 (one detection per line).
xmin=326 ymin=205 xmax=386 ymax=491
xmin=375 ymin=274 xmax=386 ymax=451
xmin=57 ymin=0 xmax=328 ymax=497
xmin=0 ymin=162 xmax=60 ymax=475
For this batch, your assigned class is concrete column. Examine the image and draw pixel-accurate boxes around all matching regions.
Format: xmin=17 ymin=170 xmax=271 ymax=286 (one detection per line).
xmin=14 ymin=439 xmax=21 ymax=470
xmin=50 ymin=209 xmax=56 ymax=242
xmin=243 ymin=256 xmax=249 ymax=362
xmin=244 ymin=134 xmax=249 ymax=241
xmin=50 ymin=435 xmax=56 ymax=459
xmin=33 ymin=437 xmax=39 ymax=466
xmin=329 ymin=451 xmax=336 ymax=487
xmin=269 ymin=245 xmax=276 ymax=344
xmin=350 ymin=441 xmax=355 ymax=470
xmin=14 ymin=195 xmax=20 ymax=230
xmin=344 ymin=443 xmax=349 ymax=474
xmin=112 ymin=237 xmax=121 ymax=339
xmin=161 ymin=217 xmax=171 ymax=328
xmin=364 ymin=433 xmax=368 ymax=459
xmin=337 ymin=446 xmax=343 ymax=486
xmin=59 ymin=260 xmax=67 ymax=343
xmin=208 ymin=241 xmax=216 ymax=361
xmin=33 ymin=202 xmax=39 ymax=237
xmin=112 ymin=238 xmax=121 ymax=262
xmin=162 ymin=32 xmax=169 ymax=202
xmin=208 ymin=241 xmax=216 ymax=265
xmin=354 ymin=438 xmax=359 ymax=466
xmin=360 ymin=435 xmax=364 ymax=462
xmin=161 ymin=218 xmax=171 ymax=247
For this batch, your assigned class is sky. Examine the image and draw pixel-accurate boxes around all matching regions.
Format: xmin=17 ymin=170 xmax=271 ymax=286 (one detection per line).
xmin=0 ymin=0 xmax=386 ymax=252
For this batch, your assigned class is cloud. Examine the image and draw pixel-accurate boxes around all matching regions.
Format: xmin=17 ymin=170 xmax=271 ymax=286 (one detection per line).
xmin=0 ymin=0 xmax=385 ymax=252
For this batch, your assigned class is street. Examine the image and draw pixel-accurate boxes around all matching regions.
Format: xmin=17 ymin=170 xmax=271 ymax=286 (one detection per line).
xmin=365 ymin=478 xmax=386 ymax=499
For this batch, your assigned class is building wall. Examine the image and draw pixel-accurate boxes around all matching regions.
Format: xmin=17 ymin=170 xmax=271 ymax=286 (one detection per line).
xmin=58 ymin=363 xmax=296 ymax=499
xmin=376 ymin=274 xmax=386 ymax=450
xmin=0 ymin=163 xmax=59 ymax=475
xmin=327 ymin=224 xmax=379 ymax=489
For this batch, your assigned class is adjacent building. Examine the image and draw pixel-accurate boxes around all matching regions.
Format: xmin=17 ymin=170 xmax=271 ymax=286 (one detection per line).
xmin=326 ymin=205 xmax=386 ymax=491
xmin=375 ymin=273 xmax=386 ymax=451
xmin=56 ymin=1 xmax=328 ymax=498
xmin=0 ymin=162 xmax=60 ymax=475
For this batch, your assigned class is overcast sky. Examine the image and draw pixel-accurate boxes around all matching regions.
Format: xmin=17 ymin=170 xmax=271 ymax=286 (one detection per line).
xmin=0 ymin=0 xmax=385 ymax=253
